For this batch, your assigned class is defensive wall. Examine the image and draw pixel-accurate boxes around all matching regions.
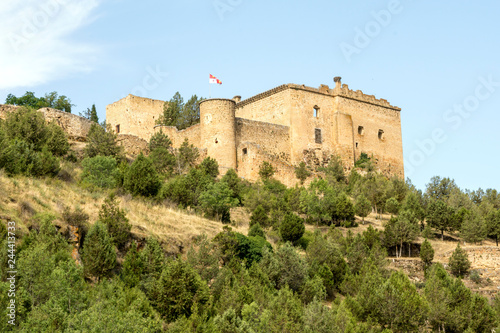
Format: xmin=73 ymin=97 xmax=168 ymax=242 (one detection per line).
xmin=106 ymin=94 xmax=164 ymax=141
xmin=0 ymin=104 xmax=93 ymax=141
xmin=106 ymin=77 xmax=405 ymax=184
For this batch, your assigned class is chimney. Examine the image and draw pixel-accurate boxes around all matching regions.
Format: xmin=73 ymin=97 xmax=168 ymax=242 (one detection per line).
xmin=334 ymin=76 xmax=342 ymax=89
xmin=233 ymin=95 xmax=241 ymax=103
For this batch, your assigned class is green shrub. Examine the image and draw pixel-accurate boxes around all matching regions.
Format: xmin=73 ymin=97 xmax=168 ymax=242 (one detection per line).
xmin=280 ymin=213 xmax=305 ymax=243
xmin=0 ymin=140 xmax=60 ymax=177
xmin=420 ymin=239 xmax=434 ymax=268
xmin=81 ymin=222 xmax=117 ymax=280
xmin=248 ymin=223 xmax=266 ymax=239
xmin=98 ymin=194 xmax=131 ymax=249
xmin=449 ymin=243 xmax=471 ymax=277
xmin=258 ymin=161 xmax=275 ymax=180
xmin=250 ymin=204 xmax=269 ymax=228
xmin=80 ymin=156 xmax=120 ymax=189
xmin=301 ymin=275 xmax=327 ymax=304
xmin=198 ymin=157 xmax=219 ymax=178
xmin=149 ymin=130 xmax=172 ymax=151
xmin=84 ymin=123 xmax=122 ymax=158
xmin=149 ymin=147 xmax=176 ymax=175
xmin=152 ymin=259 xmax=209 ymax=322
xmin=45 ymin=122 xmax=69 ymax=156
xmin=470 ymin=270 xmax=481 ymax=284
xmin=124 ymin=153 xmax=161 ymax=197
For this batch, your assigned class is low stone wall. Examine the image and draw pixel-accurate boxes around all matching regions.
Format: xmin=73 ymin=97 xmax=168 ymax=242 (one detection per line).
xmin=0 ymin=104 xmax=20 ymax=117
xmin=0 ymin=104 xmax=93 ymax=141
xmin=116 ymin=134 xmax=149 ymax=157
xmin=38 ymin=108 xmax=93 ymax=141
xmin=436 ymin=246 xmax=500 ymax=283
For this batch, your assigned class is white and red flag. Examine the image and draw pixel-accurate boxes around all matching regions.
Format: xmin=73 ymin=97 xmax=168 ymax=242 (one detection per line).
xmin=209 ymin=74 xmax=222 ymax=85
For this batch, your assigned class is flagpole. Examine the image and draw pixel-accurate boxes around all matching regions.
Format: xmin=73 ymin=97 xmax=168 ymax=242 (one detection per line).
xmin=209 ymin=81 xmax=211 ymax=99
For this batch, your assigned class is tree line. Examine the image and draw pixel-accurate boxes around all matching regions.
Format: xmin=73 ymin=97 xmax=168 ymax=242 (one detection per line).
xmin=1 ymin=105 xmax=500 ymax=331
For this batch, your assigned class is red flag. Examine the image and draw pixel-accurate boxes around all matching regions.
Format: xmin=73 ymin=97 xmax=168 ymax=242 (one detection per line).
xmin=209 ymin=74 xmax=222 ymax=85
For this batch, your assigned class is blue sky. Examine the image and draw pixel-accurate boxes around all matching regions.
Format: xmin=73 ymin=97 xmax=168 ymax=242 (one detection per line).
xmin=1 ymin=0 xmax=499 ymax=192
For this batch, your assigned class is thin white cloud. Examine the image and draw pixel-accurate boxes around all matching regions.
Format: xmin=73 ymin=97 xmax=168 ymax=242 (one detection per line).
xmin=0 ymin=0 xmax=102 ymax=90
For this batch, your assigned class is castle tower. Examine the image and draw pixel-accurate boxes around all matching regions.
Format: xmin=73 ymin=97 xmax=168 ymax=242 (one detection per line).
xmin=199 ymin=99 xmax=237 ymax=174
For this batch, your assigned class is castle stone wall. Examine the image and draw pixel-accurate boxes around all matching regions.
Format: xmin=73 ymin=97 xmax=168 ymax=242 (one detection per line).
xmin=200 ymin=99 xmax=237 ymax=173
xmin=106 ymin=94 xmax=164 ymax=140
xmin=153 ymin=124 xmax=201 ymax=148
xmin=335 ymin=88 xmax=404 ymax=178
xmin=0 ymin=104 xmax=93 ymax=141
xmin=288 ymin=87 xmax=339 ymax=166
xmin=236 ymin=86 xmax=291 ymax=126
xmin=116 ymin=134 xmax=149 ymax=157
xmin=235 ymin=118 xmax=291 ymax=163
xmin=38 ymin=108 xmax=93 ymax=141
xmin=236 ymin=142 xmax=298 ymax=187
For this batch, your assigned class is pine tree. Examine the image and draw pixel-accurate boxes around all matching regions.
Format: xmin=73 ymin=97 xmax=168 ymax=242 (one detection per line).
xmin=449 ymin=243 xmax=471 ymax=277
xmin=258 ymin=161 xmax=275 ymax=180
xmin=420 ymin=239 xmax=434 ymax=268
xmin=90 ymin=104 xmax=99 ymax=123
xmin=81 ymin=222 xmax=117 ymax=280
xmin=461 ymin=210 xmax=487 ymax=244
xmin=279 ymin=213 xmax=305 ymax=243
xmin=121 ymin=241 xmax=144 ymax=288
xmin=294 ymin=162 xmax=311 ymax=184
xmin=158 ymin=92 xmax=183 ymax=127
xmin=152 ymin=258 xmax=209 ymax=322
xmin=354 ymin=194 xmax=371 ymax=224
xmin=250 ymin=205 xmax=269 ymax=228
xmin=486 ymin=209 xmax=500 ymax=246
xmin=98 ymin=194 xmax=131 ymax=249
xmin=124 ymin=153 xmax=161 ymax=196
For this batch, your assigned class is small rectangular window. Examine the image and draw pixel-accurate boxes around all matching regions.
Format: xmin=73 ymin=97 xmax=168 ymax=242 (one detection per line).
xmin=378 ymin=129 xmax=384 ymax=140
xmin=313 ymin=105 xmax=320 ymax=118
xmin=116 ymin=124 xmax=120 ymax=133
xmin=315 ymin=128 xmax=322 ymax=144
xmin=243 ymin=148 xmax=248 ymax=155
xmin=358 ymin=126 xmax=364 ymax=135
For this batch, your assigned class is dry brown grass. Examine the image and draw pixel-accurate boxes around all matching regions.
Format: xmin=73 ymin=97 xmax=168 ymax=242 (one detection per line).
xmin=0 ymin=165 xmax=248 ymax=253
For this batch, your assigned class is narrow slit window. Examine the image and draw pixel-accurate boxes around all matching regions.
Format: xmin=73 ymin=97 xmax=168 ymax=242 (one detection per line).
xmin=315 ymin=128 xmax=322 ymax=144
xmin=358 ymin=126 xmax=364 ymax=135
xmin=378 ymin=129 xmax=384 ymax=140
xmin=355 ymin=142 xmax=359 ymax=148
xmin=116 ymin=124 xmax=120 ymax=134
xmin=313 ymin=105 xmax=320 ymax=118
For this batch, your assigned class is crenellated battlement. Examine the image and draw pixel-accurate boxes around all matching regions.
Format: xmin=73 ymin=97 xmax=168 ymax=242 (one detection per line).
xmin=236 ymin=80 xmax=400 ymax=112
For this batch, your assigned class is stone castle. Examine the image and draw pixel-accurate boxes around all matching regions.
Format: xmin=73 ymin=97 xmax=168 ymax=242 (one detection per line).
xmin=106 ymin=77 xmax=404 ymax=186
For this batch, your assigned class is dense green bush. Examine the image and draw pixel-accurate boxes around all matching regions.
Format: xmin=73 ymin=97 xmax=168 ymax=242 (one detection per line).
xmin=98 ymin=194 xmax=131 ymax=249
xmin=124 ymin=153 xmax=161 ymax=197
xmin=0 ymin=107 xmax=69 ymax=177
xmin=80 ymin=155 xmax=120 ymax=189
xmin=81 ymin=222 xmax=117 ymax=281
xmin=152 ymin=258 xmax=209 ymax=322
xmin=279 ymin=213 xmax=305 ymax=243
xmin=449 ymin=243 xmax=471 ymax=277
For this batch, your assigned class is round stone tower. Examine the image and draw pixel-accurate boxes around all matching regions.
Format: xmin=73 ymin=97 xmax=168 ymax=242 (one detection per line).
xmin=199 ymin=98 xmax=237 ymax=174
